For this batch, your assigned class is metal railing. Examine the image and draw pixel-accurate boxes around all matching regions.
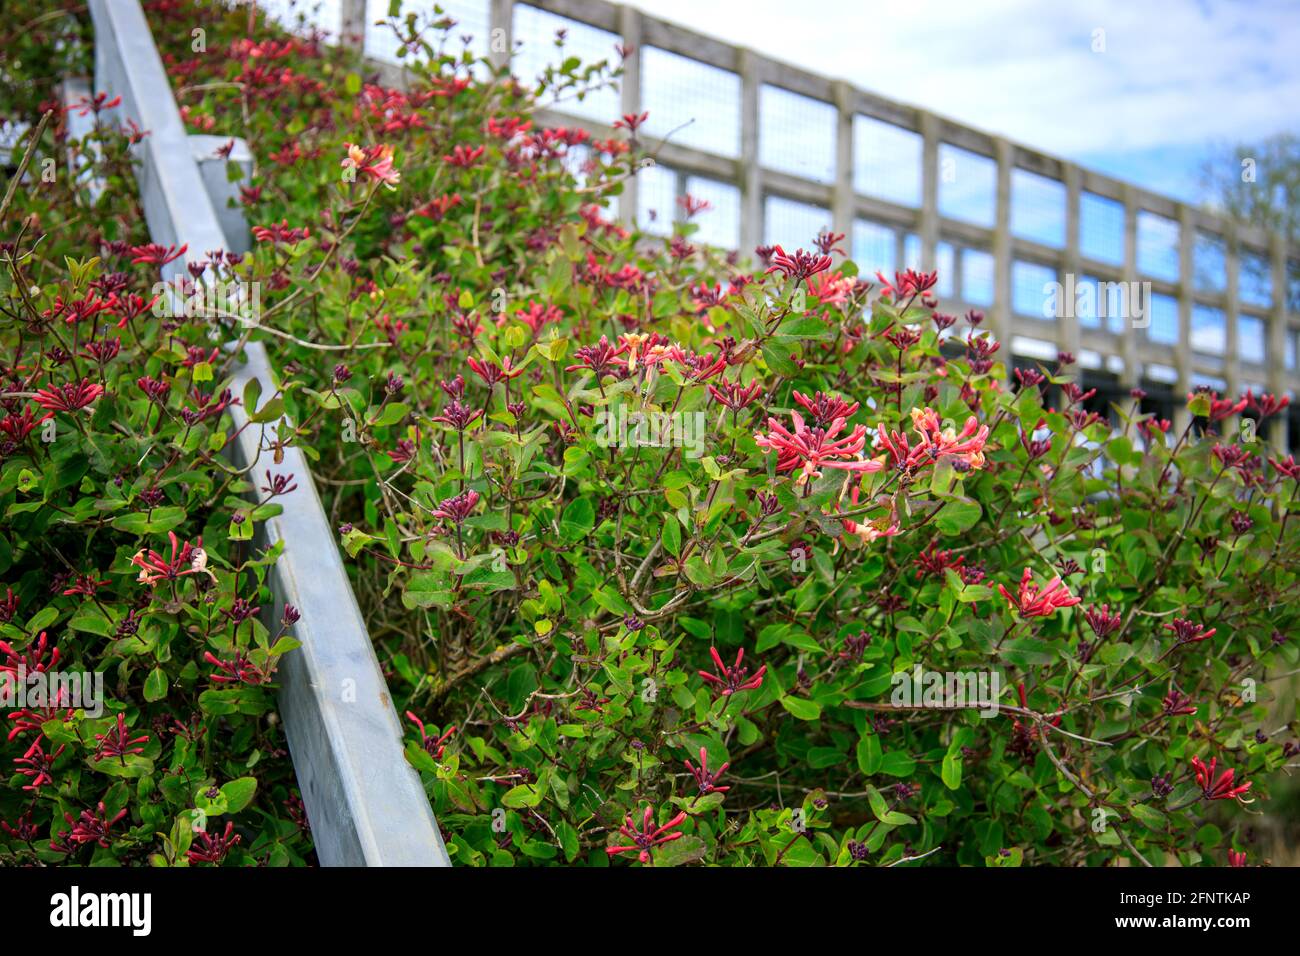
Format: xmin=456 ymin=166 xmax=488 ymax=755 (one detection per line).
xmin=294 ymin=0 xmax=1298 ymax=448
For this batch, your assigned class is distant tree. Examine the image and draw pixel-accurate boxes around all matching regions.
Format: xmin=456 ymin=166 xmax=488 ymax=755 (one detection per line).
xmin=1200 ymin=133 xmax=1300 ymax=245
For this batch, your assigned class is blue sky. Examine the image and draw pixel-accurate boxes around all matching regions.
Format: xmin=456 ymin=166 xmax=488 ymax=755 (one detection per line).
xmin=628 ymin=0 xmax=1299 ymax=207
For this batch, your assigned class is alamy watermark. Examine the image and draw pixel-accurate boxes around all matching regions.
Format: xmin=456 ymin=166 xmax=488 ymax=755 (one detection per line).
xmin=1043 ymin=274 xmax=1151 ymax=328
xmin=1 ymin=665 xmax=103 ymax=717
xmin=890 ymin=665 xmax=1003 ymax=718
xmin=593 ymin=404 xmax=706 ymax=458
xmin=151 ymin=277 xmax=262 ymax=327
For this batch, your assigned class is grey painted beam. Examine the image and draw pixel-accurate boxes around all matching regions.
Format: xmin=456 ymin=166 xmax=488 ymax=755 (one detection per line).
xmin=224 ymin=343 xmax=451 ymax=867
xmin=89 ymin=0 xmax=449 ymax=866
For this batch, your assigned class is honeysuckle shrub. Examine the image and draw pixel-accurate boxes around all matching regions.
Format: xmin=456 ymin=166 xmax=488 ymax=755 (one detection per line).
xmin=143 ymin=0 xmax=1300 ymax=867
xmin=0 ymin=3 xmax=312 ymax=866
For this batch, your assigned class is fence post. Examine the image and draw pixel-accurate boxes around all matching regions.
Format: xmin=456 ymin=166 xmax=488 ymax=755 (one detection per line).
xmin=739 ymin=48 xmax=762 ymax=255
xmin=1223 ymin=221 xmax=1242 ymax=438
xmin=1120 ymin=185 xmax=1140 ymax=392
xmin=1269 ymin=233 xmax=1289 ymax=451
xmin=832 ymin=80 xmax=854 ymax=245
xmin=1060 ymin=162 xmax=1082 ymax=376
xmin=1174 ymin=204 xmax=1193 ymax=434
xmin=489 ymin=0 xmax=514 ymax=71
xmin=918 ymin=110 xmax=939 ymax=275
xmin=991 ymin=137 xmax=1012 ymax=363
xmin=618 ymin=3 xmax=642 ymax=227
xmin=339 ymin=0 xmax=366 ymax=52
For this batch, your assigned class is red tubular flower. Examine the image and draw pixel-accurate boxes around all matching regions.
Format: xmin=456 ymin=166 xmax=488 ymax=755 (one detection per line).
xmin=606 ymin=805 xmax=687 ymax=863
xmin=0 ymin=404 xmax=52 ymax=443
xmin=1245 ymin=390 xmax=1289 ymax=419
xmin=754 ymin=411 xmax=882 ymax=485
xmin=432 ymin=490 xmax=479 ymax=524
xmin=698 ymin=646 xmax=766 ymax=697
xmin=1227 ymin=850 xmax=1247 ymax=867
xmin=1164 ymin=618 xmax=1216 ymax=646
xmin=203 ymin=650 xmax=271 ymax=685
xmin=251 ymin=219 xmax=311 ymax=244
xmin=187 ymin=821 xmax=241 ymax=864
xmin=15 ymin=739 xmax=65 ymax=791
xmin=684 ymin=746 xmax=730 ymax=795
xmin=876 ymin=268 xmax=938 ymax=300
xmin=93 ymin=713 xmax=150 ymax=762
xmin=59 ymin=802 xmax=128 ymax=849
xmin=130 ymin=531 xmax=204 ymax=586
xmin=0 ymin=630 xmax=61 ymax=676
xmin=34 ymin=379 xmax=105 ymax=413
xmin=467 ymin=355 xmax=525 ymax=388
xmin=1084 ymin=604 xmax=1123 ymax=639
xmin=406 ymin=711 xmax=456 ymax=759
xmin=443 ymin=144 xmax=485 ymax=167
xmin=1191 ymin=390 xmax=1248 ymax=422
xmin=997 ymin=568 xmax=1081 ymax=618
xmin=678 ymin=194 xmax=712 ymax=218
xmin=129 ymin=242 xmax=187 ymax=266
xmin=612 ymin=111 xmax=649 ymax=133
xmin=1161 ymin=689 xmax=1196 ymax=716
xmin=763 ymin=245 xmax=832 ymax=282
xmin=565 ymin=335 xmax=627 ymax=378
xmin=913 ymin=542 xmax=964 ymax=580
xmin=707 ymin=378 xmax=764 ymax=411
xmin=1191 ymin=755 xmax=1252 ymax=801
xmin=792 ymin=390 xmax=859 ymax=428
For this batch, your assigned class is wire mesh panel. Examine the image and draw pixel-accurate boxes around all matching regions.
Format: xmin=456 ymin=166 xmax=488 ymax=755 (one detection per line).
xmin=513 ymin=4 xmax=621 ymax=123
xmin=853 ymin=220 xmax=896 ymax=276
xmin=1137 ymin=211 xmax=1180 ymax=282
xmin=1012 ymin=260 xmax=1056 ymax=317
xmin=763 ymin=195 xmax=831 ymax=249
xmin=258 ymin=0 xmax=342 ymax=37
xmin=640 ymin=47 xmax=740 ymax=158
xmin=1010 ymin=169 xmax=1066 ymax=248
xmin=852 ymin=115 xmax=921 ymax=207
xmin=636 ymin=161 xmax=677 ymax=236
xmin=758 ymin=85 xmax=836 ymax=184
xmin=1079 ymin=191 xmax=1125 ymax=266
xmin=1238 ymin=248 xmax=1272 ymax=308
xmin=365 ymin=0 xmax=491 ymax=63
xmin=938 ymin=144 xmax=996 ymax=227
xmin=961 ymin=248 xmax=995 ymax=306
xmin=1076 ymin=275 xmax=1127 ymax=334
xmin=1147 ymin=292 xmax=1178 ymax=346
xmin=1193 ymin=231 xmax=1227 ymax=293
xmin=683 ymin=175 xmax=740 ymax=250
xmin=1192 ymin=304 xmax=1227 ymax=360
xmin=1239 ymin=315 xmax=1267 ymax=366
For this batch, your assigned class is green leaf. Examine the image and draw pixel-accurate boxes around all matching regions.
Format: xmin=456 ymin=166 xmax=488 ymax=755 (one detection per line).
xmin=661 ymin=515 xmax=682 ymax=557
xmin=220 ymin=777 xmax=258 ymax=814
xmin=941 ymin=751 xmax=962 ymax=790
xmin=143 ymin=667 xmax=168 ymax=702
xmin=878 ymin=751 xmax=916 ymax=777
xmin=558 ymin=496 xmax=595 ymax=543
xmin=111 ymin=506 xmax=187 ymax=535
xmin=502 ymin=784 xmax=544 ymax=809
xmin=934 ymin=499 xmax=981 ymax=535
xmin=780 ymin=696 xmax=821 ymax=720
